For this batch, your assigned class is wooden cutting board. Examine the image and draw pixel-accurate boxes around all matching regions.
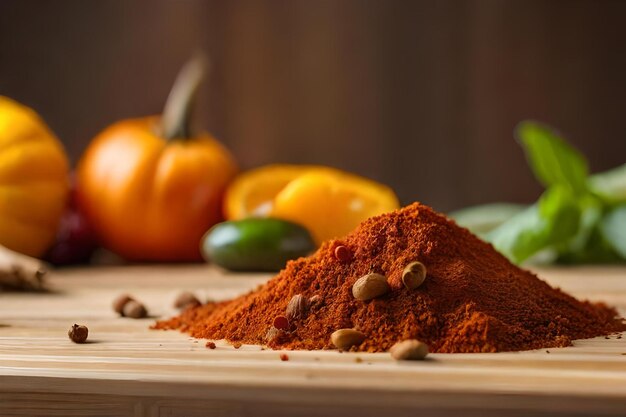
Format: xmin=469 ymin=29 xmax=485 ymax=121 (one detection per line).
xmin=1 ymin=265 xmax=625 ymax=417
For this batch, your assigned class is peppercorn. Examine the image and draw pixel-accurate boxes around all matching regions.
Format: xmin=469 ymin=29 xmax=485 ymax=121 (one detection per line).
xmin=123 ymin=300 xmax=148 ymax=319
xmin=68 ymin=324 xmax=88 ymax=343
xmin=279 ymin=353 xmax=289 ymax=361
xmin=206 ymin=341 xmax=216 ymax=349
xmin=112 ymin=294 xmax=134 ymax=315
xmin=273 ymin=315 xmax=290 ymax=331
xmin=174 ymin=291 xmax=201 ymax=310
xmin=334 ymin=245 xmax=352 ymax=262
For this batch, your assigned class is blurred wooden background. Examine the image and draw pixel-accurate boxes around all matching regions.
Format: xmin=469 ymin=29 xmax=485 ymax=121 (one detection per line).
xmin=1 ymin=0 xmax=626 ymax=211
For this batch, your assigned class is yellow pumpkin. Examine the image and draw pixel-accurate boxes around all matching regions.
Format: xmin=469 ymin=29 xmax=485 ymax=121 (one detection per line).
xmin=0 ymin=97 xmax=69 ymax=257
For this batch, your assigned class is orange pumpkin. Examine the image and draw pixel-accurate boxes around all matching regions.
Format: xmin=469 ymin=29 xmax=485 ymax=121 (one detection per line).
xmin=77 ymin=57 xmax=237 ymax=261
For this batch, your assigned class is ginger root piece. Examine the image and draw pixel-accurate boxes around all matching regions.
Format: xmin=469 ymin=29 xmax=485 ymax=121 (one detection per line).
xmin=0 ymin=245 xmax=47 ymax=291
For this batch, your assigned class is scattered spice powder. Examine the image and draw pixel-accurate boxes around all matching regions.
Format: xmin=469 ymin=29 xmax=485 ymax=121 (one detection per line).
xmin=174 ymin=291 xmax=201 ymax=310
xmin=155 ymin=203 xmax=626 ymax=353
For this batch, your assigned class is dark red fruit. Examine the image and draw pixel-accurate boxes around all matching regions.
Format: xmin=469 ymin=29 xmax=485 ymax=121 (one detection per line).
xmin=45 ymin=175 xmax=99 ymax=266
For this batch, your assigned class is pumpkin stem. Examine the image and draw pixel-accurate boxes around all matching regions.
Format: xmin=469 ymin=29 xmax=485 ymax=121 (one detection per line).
xmin=161 ymin=54 xmax=208 ymax=140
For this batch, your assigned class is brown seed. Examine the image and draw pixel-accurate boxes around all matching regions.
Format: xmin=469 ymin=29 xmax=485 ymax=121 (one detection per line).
xmin=330 ymin=329 xmax=366 ymax=350
xmin=273 ymin=315 xmax=290 ymax=331
xmin=266 ymin=326 xmax=284 ymax=342
xmin=112 ymin=294 xmax=134 ymax=315
xmin=402 ymin=261 xmax=427 ymax=290
xmin=352 ymin=273 xmax=390 ymax=300
xmin=206 ymin=341 xmax=216 ymax=349
xmin=309 ymin=294 xmax=321 ymax=307
xmin=279 ymin=353 xmax=289 ymax=361
xmin=174 ymin=291 xmax=201 ymax=310
xmin=286 ymin=294 xmax=309 ymax=320
xmin=233 ymin=342 xmax=242 ymax=349
xmin=122 ymin=300 xmax=147 ymax=319
xmin=389 ymin=339 xmax=429 ymax=361
xmin=68 ymin=324 xmax=88 ymax=343
xmin=334 ymin=245 xmax=352 ymax=262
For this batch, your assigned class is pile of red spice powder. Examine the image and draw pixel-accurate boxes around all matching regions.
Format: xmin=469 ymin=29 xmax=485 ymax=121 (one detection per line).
xmin=155 ymin=203 xmax=625 ymax=353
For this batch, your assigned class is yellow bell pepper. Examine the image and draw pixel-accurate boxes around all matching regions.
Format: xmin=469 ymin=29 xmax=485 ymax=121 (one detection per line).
xmin=225 ymin=164 xmax=400 ymax=244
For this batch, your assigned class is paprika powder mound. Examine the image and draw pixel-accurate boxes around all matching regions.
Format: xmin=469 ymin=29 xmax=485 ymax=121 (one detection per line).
xmin=154 ymin=203 xmax=625 ymax=353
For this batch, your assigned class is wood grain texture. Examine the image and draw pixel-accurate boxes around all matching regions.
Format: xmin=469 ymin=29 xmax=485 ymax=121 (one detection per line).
xmin=0 ymin=265 xmax=625 ymax=416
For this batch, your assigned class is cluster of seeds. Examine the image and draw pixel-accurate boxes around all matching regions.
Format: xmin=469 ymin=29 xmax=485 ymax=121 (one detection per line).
xmin=112 ymin=294 xmax=148 ymax=319
xmin=268 ymin=244 xmax=430 ymax=360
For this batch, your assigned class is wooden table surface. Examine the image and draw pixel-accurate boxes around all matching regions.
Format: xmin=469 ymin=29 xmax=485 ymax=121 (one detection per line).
xmin=1 ymin=265 xmax=625 ymax=417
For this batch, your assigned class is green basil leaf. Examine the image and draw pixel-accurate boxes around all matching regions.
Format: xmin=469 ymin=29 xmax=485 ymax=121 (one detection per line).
xmin=560 ymin=195 xmax=603 ymax=254
xmin=486 ymin=205 xmax=545 ymax=263
xmin=557 ymin=225 xmax=622 ymax=264
xmin=516 ymin=121 xmax=589 ymax=194
xmin=487 ymin=186 xmax=580 ymax=263
xmin=599 ymin=205 xmax=626 ymax=259
xmin=449 ymin=203 xmax=527 ymax=235
xmin=589 ymin=163 xmax=626 ymax=203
